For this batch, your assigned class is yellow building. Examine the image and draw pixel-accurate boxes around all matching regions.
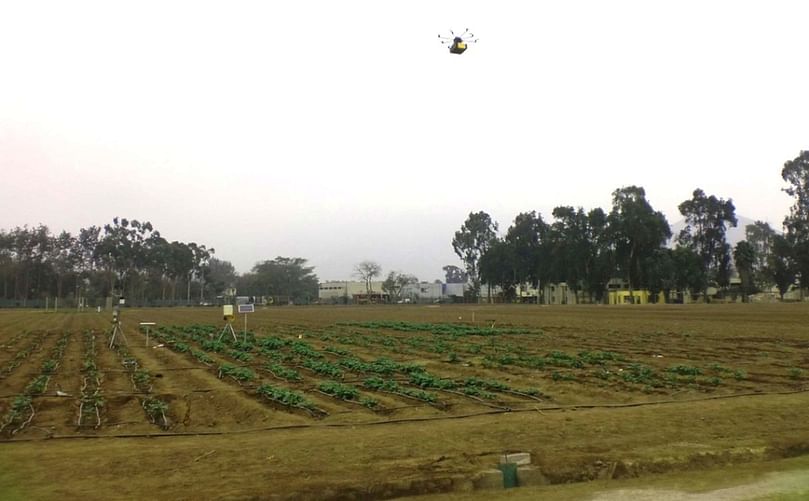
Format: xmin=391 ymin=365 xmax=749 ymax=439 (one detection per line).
xmin=607 ymin=289 xmax=664 ymax=305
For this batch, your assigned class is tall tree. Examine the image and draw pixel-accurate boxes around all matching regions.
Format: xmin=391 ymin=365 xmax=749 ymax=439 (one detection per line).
xmin=770 ymin=234 xmax=796 ymax=300
xmin=95 ymin=218 xmax=159 ymax=297
xmin=202 ymin=258 xmax=237 ymax=299
xmin=733 ymin=240 xmax=756 ymax=301
xmin=677 ymin=188 xmax=737 ymax=300
xmin=504 ymin=211 xmax=549 ymax=290
xmin=479 ymin=238 xmax=518 ymax=301
xmin=452 ymin=211 xmax=498 ymax=301
xmin=252 ymin=257 xmax=318 ymax=304
xmin=442 ymin=265 xmax=468 ymax=284
xmin=354 ymin=260 xmax=382 ymax=295
xmin=781 ymin=150 xmax=809 ymax=295
xmin=745 ymin=221 xmax=777 ymax=291
xmin=608 ymin=186 xmax=671 ymax=293
xmin=382 ymin=271 xmax=418 ymax=302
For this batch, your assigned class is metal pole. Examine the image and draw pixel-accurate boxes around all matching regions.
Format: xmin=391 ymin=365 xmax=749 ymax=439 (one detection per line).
xmin=243 ymin=314 xmax=247 ymax=343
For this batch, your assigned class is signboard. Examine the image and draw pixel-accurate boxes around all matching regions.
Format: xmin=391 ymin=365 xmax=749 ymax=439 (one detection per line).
xmin=237 ymin=304 xmax=255 ymax=314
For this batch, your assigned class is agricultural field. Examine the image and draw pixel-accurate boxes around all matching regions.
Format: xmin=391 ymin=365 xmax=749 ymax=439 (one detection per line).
xmin=0 ymin=303 xmax=808 ymax=500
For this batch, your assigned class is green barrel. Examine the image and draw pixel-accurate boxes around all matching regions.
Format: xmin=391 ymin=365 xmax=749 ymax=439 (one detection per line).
xmin=498 ymin=463 xmax=518 ymax=488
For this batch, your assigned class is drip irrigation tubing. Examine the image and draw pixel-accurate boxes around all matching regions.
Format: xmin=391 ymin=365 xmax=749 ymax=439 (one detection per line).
xmin=2 ymin=386 xmax=808 ymax=443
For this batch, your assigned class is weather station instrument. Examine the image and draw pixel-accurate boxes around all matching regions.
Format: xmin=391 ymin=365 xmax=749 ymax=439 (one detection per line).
xmin=219 ymin=304 xmax=237 ymax=342
xmin=109 ymin=297 xmax=128 ymax=348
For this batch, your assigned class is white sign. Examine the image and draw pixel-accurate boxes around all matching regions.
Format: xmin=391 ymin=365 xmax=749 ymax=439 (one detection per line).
xmin=237 ymin=304 xmax=255 ymax=314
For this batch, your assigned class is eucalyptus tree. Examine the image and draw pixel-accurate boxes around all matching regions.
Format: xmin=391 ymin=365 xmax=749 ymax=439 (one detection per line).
xmin=252 ymin=257 xmax=319 ymax=303
xmin=202 ymin=257 xmax=238 ymax=299
xmin=745 ymin=221 xmax=777 ymax=290
xmin=607 ymin=187 xmax=671 ymax=293
xmin=479 ymin=238 xmax=518 ymax=300
xmin=95 ymin=218 xmax=159 ymax=297
xmin=781 ymin=150 xmax=809 ymax=294
xmin=48 ymin=231 xmax=79 ymax=299
xmin=733 ymin=240 xmax=756 ymax=301
xmin=770 ymin=234 xmax=796 ymax=300
xmin=504 ymin=211 xmax=549 ymax=291
xmin=452 ymin=211 xmax=499 ymax=300
xmin=677 ymin=189 xmax=737 ymax=300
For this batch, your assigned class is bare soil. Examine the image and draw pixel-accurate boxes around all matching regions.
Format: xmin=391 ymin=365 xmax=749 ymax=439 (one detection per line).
xmin=0 ymin=304 xmax=807 ymax=499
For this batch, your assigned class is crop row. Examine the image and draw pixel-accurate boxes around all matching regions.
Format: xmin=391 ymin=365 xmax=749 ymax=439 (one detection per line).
xmin=1 ymin=333 xmax=70 ymax=435
xmin=339 ymin=321 xmax=534 ymax=337
xmin=0 ymin=331 xmax=47 ymax=379
xmin=148 ymin=326 xmax=326 ymax=416
xmin=78 ymin=331 xmax=103 ymax=428
xmin=154 ymin=324 xmax=550 ymax=412
xmin=108 ymin=332 xmax=171 ymax=429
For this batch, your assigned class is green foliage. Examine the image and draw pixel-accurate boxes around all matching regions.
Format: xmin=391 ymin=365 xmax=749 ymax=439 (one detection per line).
xmin=788 ymin=367 xmax=803 ymax=380
xmin=24 ymin=375 xmax=49 ymax=395
xmin=464 ymin=377 xmax=511 ymax=392
xmin=218 ymin=363 xmax=255 ymax=382
xmin=291 ymin=341 xmax=322 ymax=359
xmin=461 ymin=386 xmax=495 ymax=399
xmin=266 ymin=363 xmax=302 ymax=382
xmin=257 ymin=384 xmax=313 ymax=408
xmin=41 ymin=359 xmax=58 ymax=374
xmin=200 ymin=339 xmax=227 ymax=352
xmin=359 ymin=397 xmax=379 ymax=409
xmin=677 ymin=188 xmax=738 ymax=292
xmin=318 ymin=381 xmax=360 ymax=400
xmin=578 ymin=351 xmax=621 ymax=365
xmin=409 ymin=372 xmax=456 ymax=390
xmin=621 ymin=364 xmax=657 ymax=385
xmin=303 ymin=359 xmax=342 ymax=378
xmin=227 ymin=349 xmax=253 ymax=362
xmin=143 ymin=397 xmax=169 ymax=425
xmin=133 ymin=369 xmax=151 ymax=389
xmin=340 ymin=320 xmax=531 ymax=337
xmin=246 ymin=257 xmax=319 ymax=304
xmin=258 ymin=336 xmax=288 ymax=350
xmin=192 ymin=350 xmax=213 ymax=364
xmin=12 ymin=394 xmax=32 ymax=410
xmin=667 ymin=365 xmax=703 ymax=376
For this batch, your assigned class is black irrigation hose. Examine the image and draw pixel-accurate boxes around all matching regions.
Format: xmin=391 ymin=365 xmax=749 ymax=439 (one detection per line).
xmin=3 ymin=386 xmax=809 ymax=443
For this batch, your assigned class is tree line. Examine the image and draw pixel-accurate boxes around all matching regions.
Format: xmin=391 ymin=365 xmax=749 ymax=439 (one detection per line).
xmin=452 ymin=151 xmax=809 ymax=303
xmin=0 ymin=218 xmax=321 ymax=306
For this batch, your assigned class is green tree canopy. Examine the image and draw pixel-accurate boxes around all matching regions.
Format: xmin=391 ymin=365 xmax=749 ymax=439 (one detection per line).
xmin=452 ymin=211 xmax=498 ymax=299
xmin=608 ymin=186 xmax=671 ymax=291
xmin=677 ymin=188 xmax=737 ymax=299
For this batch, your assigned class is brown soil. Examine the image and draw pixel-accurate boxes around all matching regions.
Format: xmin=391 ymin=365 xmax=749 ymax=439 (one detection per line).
xmin=0 ymin=304 xmax=807 ymax=499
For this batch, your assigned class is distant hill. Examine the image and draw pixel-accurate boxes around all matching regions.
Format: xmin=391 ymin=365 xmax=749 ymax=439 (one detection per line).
xmin=668 ymin=215 xmax=770 ymax=248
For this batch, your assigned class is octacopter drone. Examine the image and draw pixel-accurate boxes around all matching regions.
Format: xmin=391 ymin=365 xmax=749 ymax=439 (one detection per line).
xmin=437 ymin=28 xmax=478 ymax=55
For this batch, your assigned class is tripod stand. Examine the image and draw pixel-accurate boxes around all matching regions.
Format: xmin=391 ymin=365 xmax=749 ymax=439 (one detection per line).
xmin=218 ymin=321 xmax=237 ymax=342
xmin=109 ymin=318 xmax=128 ymax=348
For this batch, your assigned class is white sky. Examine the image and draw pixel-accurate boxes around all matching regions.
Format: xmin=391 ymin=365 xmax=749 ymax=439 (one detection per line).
xmin=1 ymin=1 xmax=807 ymax=281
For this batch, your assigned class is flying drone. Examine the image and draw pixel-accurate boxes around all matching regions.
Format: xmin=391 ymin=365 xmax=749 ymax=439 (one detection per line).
xmin=438 ymin=28 xmax=478 ymax=55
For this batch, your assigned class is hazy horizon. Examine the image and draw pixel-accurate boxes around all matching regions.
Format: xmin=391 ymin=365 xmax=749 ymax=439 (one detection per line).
xmin=2 ymin=1 xmax=807 ymax=281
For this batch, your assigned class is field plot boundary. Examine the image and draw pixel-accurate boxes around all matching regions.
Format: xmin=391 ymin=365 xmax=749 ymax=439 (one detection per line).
xmin=2 ymin=385 xmax=808 ymax=442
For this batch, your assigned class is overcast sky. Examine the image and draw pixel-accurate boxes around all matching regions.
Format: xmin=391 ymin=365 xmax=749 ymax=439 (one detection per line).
xmin=1 ymin=1 xmax=807 ymax=281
